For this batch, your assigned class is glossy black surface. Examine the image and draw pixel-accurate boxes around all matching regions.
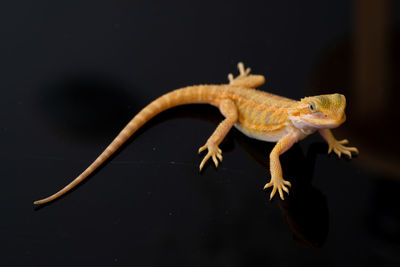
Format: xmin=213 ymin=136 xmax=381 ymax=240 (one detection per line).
xmin=1 ymin=1 xmax=400 ymax=266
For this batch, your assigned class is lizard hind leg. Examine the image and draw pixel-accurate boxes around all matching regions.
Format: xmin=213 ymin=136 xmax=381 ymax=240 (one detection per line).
xmin=228 ymin=62 xmax=265 ymax=88
xmin=198 ymin=99 xmax=238 ymax=171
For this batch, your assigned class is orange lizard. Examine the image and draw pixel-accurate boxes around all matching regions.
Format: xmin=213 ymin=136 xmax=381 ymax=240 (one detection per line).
xmin=34 ymin=62 xmax=358 ymax=205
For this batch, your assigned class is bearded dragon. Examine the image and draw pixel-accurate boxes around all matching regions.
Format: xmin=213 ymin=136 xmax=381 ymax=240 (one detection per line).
xmin=34 ymin=62 xmax=358 ymax=205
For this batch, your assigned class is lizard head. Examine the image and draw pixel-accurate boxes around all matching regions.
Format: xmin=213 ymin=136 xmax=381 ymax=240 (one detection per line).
xmin=289 ymin=93 xmax=347 ymax=130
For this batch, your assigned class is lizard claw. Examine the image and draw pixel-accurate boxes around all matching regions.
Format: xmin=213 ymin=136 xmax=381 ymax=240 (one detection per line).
xmin=198 ymin=142 xmax=223 ymax=171
xmin=228 ymin=62 xmax=251 ymax=83
xmin=328 ymin=139 xmax=359 ymax=159
xmin=264 ymin=178 xmax=291 ymax=200
xmin=237 ymin=62 xmax=251 ymax=76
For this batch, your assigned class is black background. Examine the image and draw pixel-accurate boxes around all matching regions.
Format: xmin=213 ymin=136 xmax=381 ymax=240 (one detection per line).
xmin=1 ymin=1 xmax=400 ymax=266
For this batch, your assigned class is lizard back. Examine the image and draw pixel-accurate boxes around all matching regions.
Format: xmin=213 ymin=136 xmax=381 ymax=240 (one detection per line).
xmin=212 ymin=86 xmax=297 ymax=141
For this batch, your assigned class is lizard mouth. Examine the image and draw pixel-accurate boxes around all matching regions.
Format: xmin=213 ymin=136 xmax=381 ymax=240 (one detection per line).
xmin=323 ymin=114 xmax=346 ymax=128
xmin=339 ymin=114 xmax=346 ymax=124
xmin=295 ymin=113 xmax=346 ymax=129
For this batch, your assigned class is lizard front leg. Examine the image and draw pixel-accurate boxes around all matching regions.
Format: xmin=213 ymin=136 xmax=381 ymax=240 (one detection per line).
xmin=264 ymin=131 xmax=299 ymax=200
xmin=319 ymin=129 xmax=359 ymax=158
xmin=198 ymin=99 xmax=238 ymax=170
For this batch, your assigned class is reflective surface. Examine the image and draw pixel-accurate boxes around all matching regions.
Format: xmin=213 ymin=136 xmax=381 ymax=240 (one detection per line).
xmin=1 ymin=0 xmax=400 ymax=266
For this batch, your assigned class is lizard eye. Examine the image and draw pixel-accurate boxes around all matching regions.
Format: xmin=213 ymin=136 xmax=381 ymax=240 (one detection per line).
xmin=309 ymin=102 xmax=317 ymax=112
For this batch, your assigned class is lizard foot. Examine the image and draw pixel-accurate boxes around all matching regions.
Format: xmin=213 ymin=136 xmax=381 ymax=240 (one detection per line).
xmin=328 ymin=139 xmax=359 ymax=158
xmin=228 ymin=62 xmax=251 ymax=83
xmin=264 ymin=178 xmax=291 ymax=200
xmin=198 ymin=142 xmax=223 ymax=171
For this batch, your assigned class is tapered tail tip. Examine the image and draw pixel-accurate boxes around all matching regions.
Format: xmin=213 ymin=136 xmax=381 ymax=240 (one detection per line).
xmin=33 ymin=200 xmax=42 ymax=205
xmin=33 ymin=198 xmax=49 ymax=206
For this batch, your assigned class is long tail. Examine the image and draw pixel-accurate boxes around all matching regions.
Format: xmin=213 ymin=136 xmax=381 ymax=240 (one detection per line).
xmin=34 ymin=85 xmax=219 ymax=205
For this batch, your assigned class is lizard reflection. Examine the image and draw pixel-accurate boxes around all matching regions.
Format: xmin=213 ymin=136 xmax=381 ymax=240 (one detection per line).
xmin=235 ymin=133 xmax=329 ymax=248
xmin=122 ymin=103 xmax=330 ymax=248
xmin=36 ymin=85 xmax=330 ymax=247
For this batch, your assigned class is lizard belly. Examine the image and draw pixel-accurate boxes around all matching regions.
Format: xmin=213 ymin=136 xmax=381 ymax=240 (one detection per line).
xmin=234 ymin=123 xmax=292 ymax=142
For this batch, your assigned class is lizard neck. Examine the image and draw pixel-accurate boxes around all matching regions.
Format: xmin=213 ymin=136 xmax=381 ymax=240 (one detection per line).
xmin=288 ymin=115 xmax=317 ymax=136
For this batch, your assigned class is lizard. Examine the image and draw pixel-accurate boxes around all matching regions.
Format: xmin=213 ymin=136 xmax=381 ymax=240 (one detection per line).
xmin=34 ymin=62 xmax=358 ymax=205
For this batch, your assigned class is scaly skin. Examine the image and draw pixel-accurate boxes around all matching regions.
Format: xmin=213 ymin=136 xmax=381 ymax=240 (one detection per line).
xmin=34 ymin=62 xmax=358 ymax=205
